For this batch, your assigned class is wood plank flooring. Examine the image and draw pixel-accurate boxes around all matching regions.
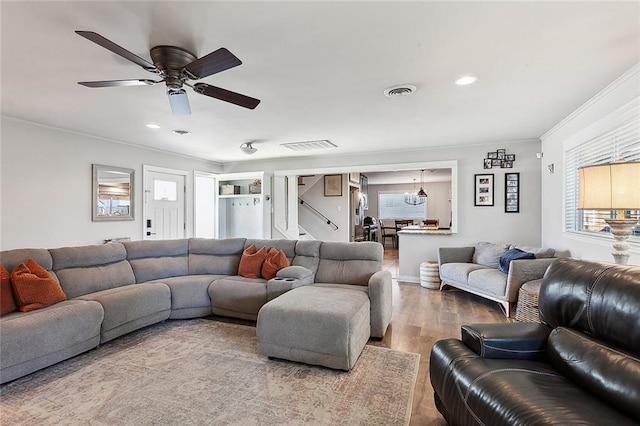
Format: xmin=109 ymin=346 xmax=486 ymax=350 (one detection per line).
xmin=377 ymin=248 xmax=509 ymax=425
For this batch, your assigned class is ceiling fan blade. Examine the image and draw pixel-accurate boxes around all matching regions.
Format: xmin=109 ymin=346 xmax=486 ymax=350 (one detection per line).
xmin=78 ymin=79 xmax=158 ymax=88
xmin=184 ymin=48 xmax=242 ymax=79
xmin=167 ymin=89 xmax=192 ymax=116
xmin=76 ymin=31 xmax=156 ymax=71
xmin=193 ymin=83 xmax=260 ymax=110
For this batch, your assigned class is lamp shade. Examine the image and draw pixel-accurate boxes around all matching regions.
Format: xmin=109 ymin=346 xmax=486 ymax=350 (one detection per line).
xmin=578 ymin=162 xmax=640 ymax=210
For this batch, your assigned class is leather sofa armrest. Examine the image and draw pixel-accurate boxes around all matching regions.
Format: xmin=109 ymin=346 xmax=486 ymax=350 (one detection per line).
xmin=368 ymin=270 xmax=392 ymax=338
xmin=266 ymin=266 xmax=314 ymax=301
xmin=438 ymin=247 xmax=475 ymax=265
xmin=504 ymin=258 xmax=557 ymax=302
xmin=461 ymin=323 xmax=552 ymax=360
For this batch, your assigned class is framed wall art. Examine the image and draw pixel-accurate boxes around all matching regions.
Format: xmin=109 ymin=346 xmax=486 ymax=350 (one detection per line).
xmin=505 ymin=172 xmax=520 ymax=213
xmin=474 ymin=174 xmax=494 ymax=206
xmin=324 ymin=174 xmax=343 ymax=197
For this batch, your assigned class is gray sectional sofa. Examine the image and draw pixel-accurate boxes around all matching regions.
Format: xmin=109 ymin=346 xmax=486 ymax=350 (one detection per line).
xmin=438 ymin=242 xmax=558 ymax=317
xmin=1 ymin=238 xmax=391 ymax=383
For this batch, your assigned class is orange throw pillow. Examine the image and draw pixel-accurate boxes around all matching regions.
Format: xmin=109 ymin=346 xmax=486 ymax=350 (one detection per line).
xmin=11 ymin=258 xmax=66 ymax=312
xmin=1 ymin=264 xmax=17 ymax=315
xmin=238 ymin=244 xmax=268 ymax=279
xmin=261 ymin=248 xmax=291 ymax=280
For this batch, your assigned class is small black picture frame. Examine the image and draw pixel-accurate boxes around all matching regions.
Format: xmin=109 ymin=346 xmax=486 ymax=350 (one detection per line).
xmin=505 ymin=172 xmax=520 ymax=213
xmin=487 ymin=152 xmax=498 ymax=159
xmin=483 ymin=158 xmax=493 ymax=169
xmin=497 ymin=149 xmax=506 ymax=160
xmin=501 ymin=160 xmax=513 ymax=168
xmin=492 ymin=159 xmax=501 ymax=166
xmin=474 ymin=174 xmax=494 ymax=206
xmin=505 ymin=154 xmax=516 ymax=161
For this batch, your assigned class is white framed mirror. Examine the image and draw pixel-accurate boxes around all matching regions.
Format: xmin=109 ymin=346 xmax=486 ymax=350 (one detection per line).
xmin=92 ymin=164 xmax=134 ymax=221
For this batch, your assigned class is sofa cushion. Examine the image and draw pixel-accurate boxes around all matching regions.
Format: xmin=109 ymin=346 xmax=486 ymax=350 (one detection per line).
xmin=291 ymin=240 xmax=322 ymax=275
xmin=124 ymin=240 xmax=188 ymax=283
xmin=208 ymin=276 xmax=268 ymax=317
xmin=467 ymin=269 xmax=507 ymax=298
xmin=77 ymin=283 xmax=171 ymax=343
xmin=188 ymin=238 xmax=245 ymax=275
xmin=51 ymin=243 xmax=136 ymax=298
xmin=145 ymin=275 xmax=219 ymax=319
xmin=548 ymin=327 xmax=640 ymax=421
xmin=238 ymin=244 xmax=268 ymax=279
xmin=473 ymin=242 xmax=509 ymax=268
xmin=315 ymin=242 xmax=382 ymax=286
xmin=11 ymin=259 xmax=66 ymax=312
xmin=499 ymin=248 xmax=535 ymax=273
xmin=440 ymin=263 xmax=489 ymax=286
xmin=429 ymin=338 xmax=637 ymax=426
xmin=0 ymin=299 xmax=103 ymax=384
xmin=261 ymin=248 xmax=290 ymax=280
xmin=1 ymin=264 xmax=16 ymax=315
xmin=510 ymin=245 xmax=555 ymax=259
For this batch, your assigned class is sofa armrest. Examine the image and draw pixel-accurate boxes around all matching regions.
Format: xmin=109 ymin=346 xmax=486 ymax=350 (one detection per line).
xmin=505 ymin=258 xmax=557 ymax=302
xmin=438 ymin=247 xmax=474 ymax=266
xmin=461 ymin=323 xmax=552 ymax=360
xmin=368 ymin=270 xmax=392 ymax=338
xmin=266 ymin=266 xmax=314 ymax=301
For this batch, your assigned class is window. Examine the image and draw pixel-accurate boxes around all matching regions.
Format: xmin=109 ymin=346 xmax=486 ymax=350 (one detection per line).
xmin=378 ymin=191 xmax=426 ymax=220
xmin=564 ymin=101 xmax=640 ymax=240
xmin=154 ymin=180 xmax=178 ymax=201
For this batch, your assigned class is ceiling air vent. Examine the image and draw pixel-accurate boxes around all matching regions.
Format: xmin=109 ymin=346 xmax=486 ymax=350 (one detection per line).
xmin=383 ymin=84 xmax=417 ymax=98
xmin=281 ymin=140 xmax=337 ymax=151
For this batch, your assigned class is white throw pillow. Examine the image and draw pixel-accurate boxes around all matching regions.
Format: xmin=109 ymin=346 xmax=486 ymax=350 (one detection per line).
xmin=473 ymin=242 xmax=510 ymax=268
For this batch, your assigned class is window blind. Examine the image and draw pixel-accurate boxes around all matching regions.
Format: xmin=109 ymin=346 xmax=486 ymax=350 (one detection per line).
xmin=564 ymin=103 xmax=640 ymax=239
xmin=378 ymin=192 xmax=427 ymax=220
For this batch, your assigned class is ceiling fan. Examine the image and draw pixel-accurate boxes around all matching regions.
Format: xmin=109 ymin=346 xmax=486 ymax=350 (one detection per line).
xmin=75 ymin=31 xmax=260 ymax=116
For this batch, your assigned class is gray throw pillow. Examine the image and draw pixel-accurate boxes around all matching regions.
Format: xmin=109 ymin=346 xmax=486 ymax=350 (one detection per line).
xmin=473 ymin=242 xmax=509 ymax=268
xmin=510 ymin=245 xmax=555 ymax=259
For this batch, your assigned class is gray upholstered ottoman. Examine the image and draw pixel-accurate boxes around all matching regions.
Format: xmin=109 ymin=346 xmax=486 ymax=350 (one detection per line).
xmin=256 ymin=286 xmax=371 ymax=370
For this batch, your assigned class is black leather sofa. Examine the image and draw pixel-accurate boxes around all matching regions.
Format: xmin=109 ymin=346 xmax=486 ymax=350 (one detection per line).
xmin=430 ymin=258 xmax=640 ymax=425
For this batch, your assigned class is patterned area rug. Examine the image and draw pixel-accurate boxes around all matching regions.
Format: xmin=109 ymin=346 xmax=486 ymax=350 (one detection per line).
xmin=1 ymin=320 xmax=419 ymax=425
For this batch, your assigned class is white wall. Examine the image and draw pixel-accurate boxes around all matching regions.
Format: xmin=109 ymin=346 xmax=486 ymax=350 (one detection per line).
xmin=541 ymin=65 xmax=640 ymax=266
xmin=224 ymin=140 xmax=543 ymax=247
xmin=1 ymin=118 xmax=221 ymax=249
xmin=298 ymin=173 xmax=349 ymax=241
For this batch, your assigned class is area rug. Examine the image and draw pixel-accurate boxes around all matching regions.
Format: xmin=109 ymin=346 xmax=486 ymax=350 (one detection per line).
xmin=1 ymin=320 xmax=419 ymax=425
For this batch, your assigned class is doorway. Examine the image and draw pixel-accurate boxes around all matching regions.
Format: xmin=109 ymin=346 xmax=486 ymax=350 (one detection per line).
xmin=143 ymin=166 xmax=187 ymax=240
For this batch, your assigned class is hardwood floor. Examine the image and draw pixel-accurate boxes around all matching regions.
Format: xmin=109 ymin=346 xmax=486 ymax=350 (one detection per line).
xmin=377 ymin=248 xmax=508 ymax=425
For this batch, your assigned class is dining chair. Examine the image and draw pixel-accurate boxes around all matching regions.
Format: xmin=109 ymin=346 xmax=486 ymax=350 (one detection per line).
xmin=379 ymin=220 xmax=397 ymax=248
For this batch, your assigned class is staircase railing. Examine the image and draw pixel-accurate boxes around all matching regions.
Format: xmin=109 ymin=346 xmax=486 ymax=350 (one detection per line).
xmin=299 ymin=198 xmax=339 ymax=231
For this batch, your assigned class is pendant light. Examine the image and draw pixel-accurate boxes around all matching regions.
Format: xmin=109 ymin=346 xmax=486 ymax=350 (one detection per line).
xmin=417 ymin=169 xmax=428 ymax=199
xmin=405 ymin=178 xmax=426 ymax=206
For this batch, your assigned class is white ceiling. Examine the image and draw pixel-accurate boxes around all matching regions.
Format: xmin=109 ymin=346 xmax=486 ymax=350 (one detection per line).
xmin=2 ymin=1 xmax=638 ymax=163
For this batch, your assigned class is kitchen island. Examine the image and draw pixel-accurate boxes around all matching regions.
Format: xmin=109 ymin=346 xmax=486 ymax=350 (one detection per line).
xmin=397 ymin=226 xmax=453 ymax=285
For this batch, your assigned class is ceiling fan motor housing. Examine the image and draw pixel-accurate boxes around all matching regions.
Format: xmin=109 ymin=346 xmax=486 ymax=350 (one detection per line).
xmin=150 ymin=45 xmax=197 ymax=89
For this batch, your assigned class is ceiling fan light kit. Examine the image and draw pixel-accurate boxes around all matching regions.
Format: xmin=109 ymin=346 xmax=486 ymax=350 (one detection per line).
xmin=75 ymin=31 xmax=261 ymax=116
xmin=240 ymin=142 xmax=257 ymax=155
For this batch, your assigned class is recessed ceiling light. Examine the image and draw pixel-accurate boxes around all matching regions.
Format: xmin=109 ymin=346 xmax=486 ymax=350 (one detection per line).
xmin=455 ymin=76 xmax=478 ymax=86
xmin=383 ymin=84 xmax=417 ymax=98
xmin=172 ymin=129 xmax=191 ymax=135
xmin=146 ymin=123 xmax=161 ymax=129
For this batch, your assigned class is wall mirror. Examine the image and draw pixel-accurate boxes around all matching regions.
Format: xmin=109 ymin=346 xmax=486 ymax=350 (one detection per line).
xmin=92 ymin=164 xmax=135 ymax=221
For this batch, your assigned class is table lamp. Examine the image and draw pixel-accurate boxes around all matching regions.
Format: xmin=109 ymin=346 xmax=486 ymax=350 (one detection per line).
xmin=578 ymin=161 xmax=640 ymax=265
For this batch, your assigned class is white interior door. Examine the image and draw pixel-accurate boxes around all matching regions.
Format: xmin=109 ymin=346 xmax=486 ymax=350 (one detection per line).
xmin=144 ymin=170 xmax=185 ymax=240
